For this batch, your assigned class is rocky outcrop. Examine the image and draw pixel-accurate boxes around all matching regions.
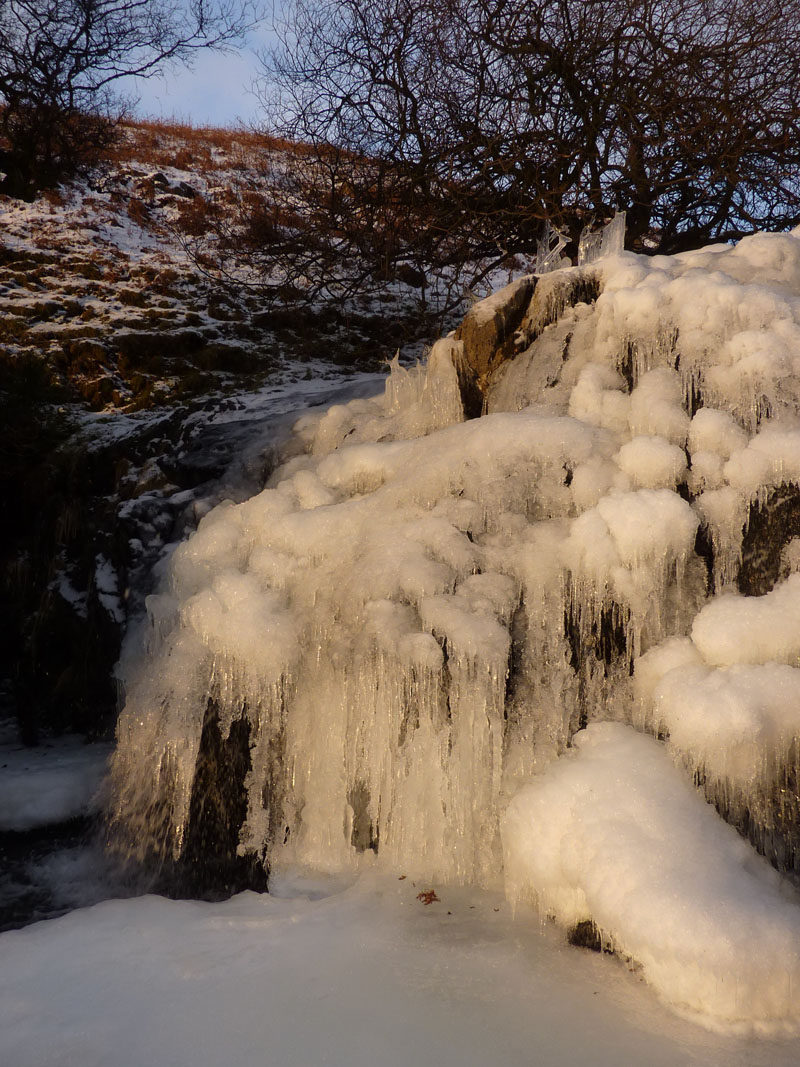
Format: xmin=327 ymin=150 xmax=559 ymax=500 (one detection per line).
xmin=456 ymin=276 xmax=534 ymax=383
xmin=453 ymin=276 xmax=533 ymax=414
xmin=452 ymin=267 xmax=602 ymax=415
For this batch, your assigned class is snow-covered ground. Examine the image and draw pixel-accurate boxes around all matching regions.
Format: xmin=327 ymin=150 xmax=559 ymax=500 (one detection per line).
xmin=0 ymin=730 xmax=110 ymax=833
xmin=1 ymin=873 xmax=799 ymax=1067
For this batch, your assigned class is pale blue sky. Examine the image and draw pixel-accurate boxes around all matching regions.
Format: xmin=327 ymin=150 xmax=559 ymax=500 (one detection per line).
xmin=126 ymin=24 xmax=277 ymax=129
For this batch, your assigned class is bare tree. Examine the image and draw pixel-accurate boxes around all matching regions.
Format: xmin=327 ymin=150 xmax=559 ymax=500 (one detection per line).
xmin=0 ymin=0 xmax=258 ymax=198
xmin=254 ymin=0 xmax=800 ymax=284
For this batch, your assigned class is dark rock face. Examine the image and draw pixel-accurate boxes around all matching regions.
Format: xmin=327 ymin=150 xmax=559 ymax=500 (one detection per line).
xmin=169 ymin=704 xmax=268 ymax=900
xmin=568 ymin=919 xmax=610 ymax=953
xmin=738 ymin=483 xmax=800 ymax=596
xmin=0 ymin=389 xmax=283 ymax=746
xmin=0 ymin=389 xmax=127 ymax=742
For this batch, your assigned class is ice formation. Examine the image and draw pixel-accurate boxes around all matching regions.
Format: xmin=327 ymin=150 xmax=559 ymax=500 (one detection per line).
xmin=110 ymin=228 xmax=800 ymax=1029
xmin=502 ymin=723 xmax=800 ymax=1028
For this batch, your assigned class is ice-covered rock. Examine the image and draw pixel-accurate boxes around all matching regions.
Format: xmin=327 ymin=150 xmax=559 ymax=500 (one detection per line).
xmin=455 ymin=275 xmax=533 ymax=385
xmin=502 ymin=723 xmax=800 ymax=1029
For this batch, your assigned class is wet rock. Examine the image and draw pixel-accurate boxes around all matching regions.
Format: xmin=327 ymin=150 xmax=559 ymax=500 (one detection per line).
xmin=738 ymin=483 xmax=800 ymax=596
xmin=455 ymin=275 xmax=534 ymax=390
xmin=568 ymin=919 xmax=610 ymax=953
xmin=160 ymin=703 xmax=268 ymax=900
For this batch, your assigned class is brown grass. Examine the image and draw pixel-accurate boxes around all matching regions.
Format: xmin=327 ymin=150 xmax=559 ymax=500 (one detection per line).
xmin=111 ymin=118 xmax=303 ymax=173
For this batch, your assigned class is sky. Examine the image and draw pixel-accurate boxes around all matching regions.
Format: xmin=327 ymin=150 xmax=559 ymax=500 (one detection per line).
xmin=125 ymin=22 xmax=278 ymax=129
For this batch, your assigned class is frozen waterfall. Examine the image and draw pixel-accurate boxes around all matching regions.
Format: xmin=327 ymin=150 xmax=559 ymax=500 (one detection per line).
xmin=109 ymin=227 xmax=800 ymax=1030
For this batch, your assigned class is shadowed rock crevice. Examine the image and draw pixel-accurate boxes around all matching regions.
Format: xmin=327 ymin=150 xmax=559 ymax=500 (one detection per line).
xmin=166 ymin=702 xmax=268 ymax=900
xmin=738 ymin=483 xmax=800 ymax=596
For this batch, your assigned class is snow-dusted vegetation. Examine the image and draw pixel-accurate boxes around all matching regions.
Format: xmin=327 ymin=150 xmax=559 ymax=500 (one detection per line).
xmin=0 ymin=120 xmax=432 ymax=411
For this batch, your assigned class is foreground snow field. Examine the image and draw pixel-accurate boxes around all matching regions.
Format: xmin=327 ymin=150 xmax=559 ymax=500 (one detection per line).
xmin=0 ymin=733 xmax=110 ymax=833
xmin=1 ymin=873 xmax=799 ymax=1067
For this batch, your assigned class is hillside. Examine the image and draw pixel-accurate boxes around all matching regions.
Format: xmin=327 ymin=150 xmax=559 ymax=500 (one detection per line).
xmin=0 ymin=118 xmax=454 ymax=750
xmin=0 ymin=120 xmax=432 ymax=412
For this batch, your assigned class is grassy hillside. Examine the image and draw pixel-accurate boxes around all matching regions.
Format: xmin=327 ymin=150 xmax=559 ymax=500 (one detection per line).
xmin=0 ymin=119 xmax=434 ymax=413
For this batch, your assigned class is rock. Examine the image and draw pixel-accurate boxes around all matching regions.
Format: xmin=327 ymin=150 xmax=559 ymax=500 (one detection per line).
xmin=172 ymin=181 xmax=196 ymax=200
xmin=167 ymin=704 xmax=269 ymax=900
xmin=514 ymin=266 xmax=601 ymax=351
xmin=194 ymin=342 xmax=260 ymax=373
xmin=118 ymin=288 xmax=148 ymax=308
xmin=568 ymin=919 xmax=609 ymax=953
xmin=451 ymin=267 xmax=603 ymax=416
xmin=114 ymin=328 xmax=205 ymax=360
xmin=738 ymin=484 xmax=800 ymax=596
xmin=63 ymin=338 xmax=107 ymax=362
xmin=455 ymin=276 xmax=534 ymax=390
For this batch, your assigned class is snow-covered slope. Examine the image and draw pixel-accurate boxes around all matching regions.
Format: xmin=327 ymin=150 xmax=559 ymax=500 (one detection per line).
xmin=0 ymin=121 xmax=412 ymax=412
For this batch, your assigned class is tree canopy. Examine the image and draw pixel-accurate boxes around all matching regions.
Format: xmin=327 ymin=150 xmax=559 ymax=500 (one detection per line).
xmin=260 ymin=0 xmax=800 ymax=269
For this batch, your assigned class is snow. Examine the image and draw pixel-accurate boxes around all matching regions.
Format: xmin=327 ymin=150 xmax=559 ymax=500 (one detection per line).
xmin=1 ymin=874 xmax=799 ymax=1067
xmin=502 ymin=723 xmax=800 ymax=1030
xmin=628 ymin=368 xmax=690 ymax=445
xmin=594 ymin=234 xmax=800 ymax=431
xmin=614 ymin=434 xmax=687 ymax=489
xmin=653 ymin=662 xmax=800 ymax=785
xmin=94 ymin=555 xmax=124 ymax=624
xmin=565 ymin=487 xmax=698 ymax=613
xmin=632 ymin=573 xmax=800 ymax=827
xmin=691 ymin=574 xmax=800 ymax=667
xmin=0 ymin=737 xmax=110 ymax=832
